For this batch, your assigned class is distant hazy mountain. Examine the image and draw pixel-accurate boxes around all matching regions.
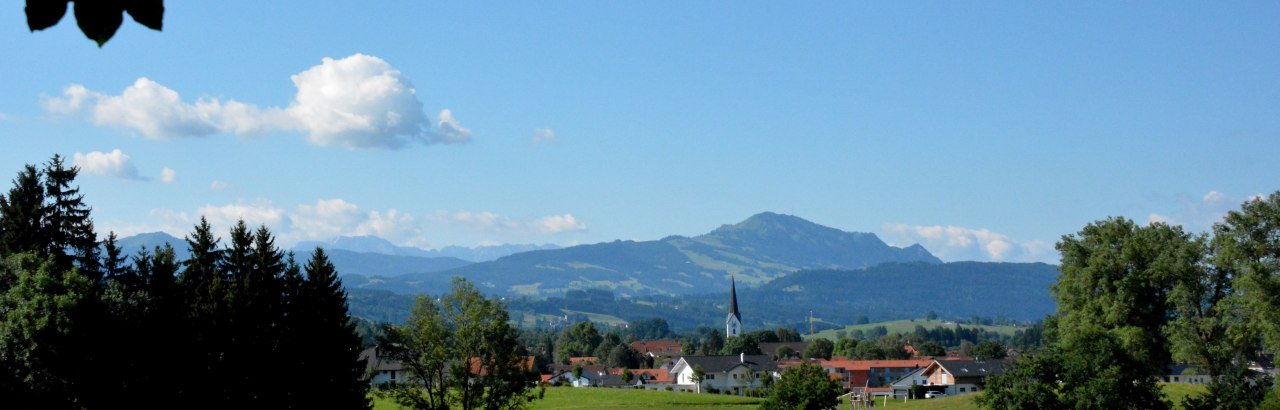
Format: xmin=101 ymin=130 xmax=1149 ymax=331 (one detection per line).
xmin=115 ymin=231 xmax=191 ymax=261
xmin=294 ymin=236 xmax=559 ymax=262
xmin=360 ymin=212 xmax=943 ymax=297
xmin=114 ymin=232 xmax=471 ymax=279
xmin=322 ymin=250 xmax=471 ymax=278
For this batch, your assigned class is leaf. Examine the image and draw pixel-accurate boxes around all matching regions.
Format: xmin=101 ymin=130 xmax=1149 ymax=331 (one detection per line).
xmin=25 ymin=0 xmax=69 ymax=32
xmin=74 ymin=0 xmax=125 ymax=47
xmin=125 ymin=0 xmax=164 ymax=31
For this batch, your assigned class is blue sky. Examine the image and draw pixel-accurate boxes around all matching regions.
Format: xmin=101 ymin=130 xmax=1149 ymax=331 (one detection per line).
xmin=1 ymin=2 xmax=1277 ymax=263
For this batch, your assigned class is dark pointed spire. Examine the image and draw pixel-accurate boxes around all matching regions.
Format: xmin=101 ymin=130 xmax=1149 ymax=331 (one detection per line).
xmin=729 ymin=275 xmax=740 ymax=320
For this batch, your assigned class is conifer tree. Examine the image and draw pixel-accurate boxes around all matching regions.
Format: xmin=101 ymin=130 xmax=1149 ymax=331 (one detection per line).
xmin=181 ymin=218 xmax=226 ymax=406
xmin=0 ymin=165 xmax=46 ymax=258
xmin=41 ymin=155 xmax=99 ymax=279
xmin=297 ymin=247 xmax=371 ymax=409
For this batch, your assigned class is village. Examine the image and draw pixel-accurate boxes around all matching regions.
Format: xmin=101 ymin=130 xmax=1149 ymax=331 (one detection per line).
xmin=361 ymin=277 xmax=1266 ymax=406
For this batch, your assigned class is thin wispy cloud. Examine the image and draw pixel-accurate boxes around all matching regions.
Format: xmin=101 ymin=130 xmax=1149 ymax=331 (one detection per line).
xmin=532 ymin=128 xmax=557 ymax=145
xmin=41 ymin=54 xmax=470 ymax=150
xmin=160 ymin=167 xmax=177 ymax=184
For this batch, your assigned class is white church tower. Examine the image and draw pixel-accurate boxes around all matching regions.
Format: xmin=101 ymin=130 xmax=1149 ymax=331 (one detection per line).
xmin=726 ymin=276 xmax=742 ymax=337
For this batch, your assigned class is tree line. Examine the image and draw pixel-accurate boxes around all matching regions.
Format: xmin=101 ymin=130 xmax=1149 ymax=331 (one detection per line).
xmin=0 ymin=156 xmax=368 ymax=409
xmin=980 ymin=193 xmax=1280 ymax=409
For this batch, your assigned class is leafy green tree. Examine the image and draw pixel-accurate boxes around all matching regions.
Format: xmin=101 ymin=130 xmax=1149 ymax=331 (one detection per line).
xmin=0 ymin=252 xmax=94 ymax=407
xmin=622 ymin=369 xmax=634 ymax=383
xmin=1052 ymin=218 xmax=1193 ymax=377
xmin=1213 ymin=193 xmax=1280 ymax=357
xmin=916 ymin=341 xmax=946 ymax=357
xmin=556 ymin=321 xmax=602 ymax=363
xmin=761 ymin=363 xmax=842 ymax=410
xmin=691 ymin=365 xmax=706 ymax=393
xmin=381 ymin=295 xmax=452 ymax=410
xmin=972 ymin=340 xmax=1007 ymax=360
xmin=700 ymin=329 xmax=725 ymax=356
xmin=721 ymin=335 xmax=762 ymax=356
xmin=804 ymin=338 xmax=833 ymax=359
xmin=382 ymin=278 xmax=534 ymax=410
xmin=832 ymin=338 xmax=857 ymax=358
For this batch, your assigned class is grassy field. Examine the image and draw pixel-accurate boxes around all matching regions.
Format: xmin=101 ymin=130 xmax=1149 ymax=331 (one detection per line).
xmin=373 ymin=387 xmax=762 ymax=410
xmin=806 ymin=319 xmax=1026 ymax=341
xmin=372 ymin=382 xmax=1208 ymax=409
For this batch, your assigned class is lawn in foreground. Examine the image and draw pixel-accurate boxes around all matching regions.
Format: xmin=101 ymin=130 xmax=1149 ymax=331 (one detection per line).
xmin=373 ymin=387 xmax=762 ymax=410
xmin=373 ymin=382 xmax=1208 ymax=409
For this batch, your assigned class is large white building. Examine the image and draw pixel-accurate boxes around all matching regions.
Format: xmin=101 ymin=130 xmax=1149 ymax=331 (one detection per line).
xmin=669 ymin=353 xmax=779 ymax=395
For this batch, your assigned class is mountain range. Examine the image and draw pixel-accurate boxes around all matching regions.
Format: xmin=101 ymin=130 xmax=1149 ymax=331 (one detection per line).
xmin=293 ymin=236 xmax=559 ymax=262
xmin=356 ymin=212 xmax=942 ymax=297
xmin=111 ymin=212 xmax=1059 ymax=328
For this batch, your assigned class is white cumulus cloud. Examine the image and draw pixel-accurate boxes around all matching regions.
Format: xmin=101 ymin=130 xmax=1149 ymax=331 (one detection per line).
xmin=72 ymin=149 xmax=145 ymax=180
xmin=42 ymin=54 xmax=469 ymax=150
xmin=532 ymin=214 xmax=587 ymax=233
xmin=210 ymin=180 xmax=228 ymax=191
xmin=160 ymin=167 xmax=177 ymax=184
xmin=881 ymin=223 xmax=1055 ymax=263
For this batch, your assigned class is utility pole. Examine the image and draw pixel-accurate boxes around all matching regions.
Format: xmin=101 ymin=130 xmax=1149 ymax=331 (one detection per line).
xmin=809 ymin=310 xmax=814 ymax=335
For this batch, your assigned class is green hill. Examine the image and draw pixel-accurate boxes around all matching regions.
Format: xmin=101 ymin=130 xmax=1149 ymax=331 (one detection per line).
xmin=807 ymin=319 xmax=1026 ymax=341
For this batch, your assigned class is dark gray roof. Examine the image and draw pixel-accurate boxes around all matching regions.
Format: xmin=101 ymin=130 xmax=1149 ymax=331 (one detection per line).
xmin=682 ymin=355 xmax=778 ymax=373
xmin=936 ymin=360 xmax=1005 ymax=377
xmin=1168 ymin=364 xmax=1206 ymax=376
xmin=360 ymin=347 xmax=406 ymax=372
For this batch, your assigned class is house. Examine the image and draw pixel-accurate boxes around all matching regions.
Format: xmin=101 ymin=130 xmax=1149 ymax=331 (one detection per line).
xmin=670 ymin=353 xmax=780 ymax=395
xmin=889 ymin=367 xmax=930 ymax=399
xmin=818 ymin=359 xmax=932 ymax=391
xmin=630 ymin=340 xmax=683 ymax=359
xmin=360 ymin=347 xmax=407 ymax=386
xmin=916 ymin=359 xmax=1006 ymax=396
xmin=568 ymin=356 xmax=599 ymax=365
xmin=1163 ymin=365 xmax=1212 ymax=385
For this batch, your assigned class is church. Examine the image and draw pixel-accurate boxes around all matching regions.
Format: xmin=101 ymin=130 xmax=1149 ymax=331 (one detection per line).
xmin=726 ymin=276 xmax=742 ymax=337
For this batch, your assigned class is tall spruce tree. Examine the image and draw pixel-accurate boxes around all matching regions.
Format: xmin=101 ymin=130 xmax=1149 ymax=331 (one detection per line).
xmin=181 ymin=218 xmax=226 ymax=407
xmin=297 ymin=247 xmax=371 ymax=409
xmin=41 ymin=155 xmax=99 ymax=279
xmin=0 ymin=165 xmax=46 ymax=258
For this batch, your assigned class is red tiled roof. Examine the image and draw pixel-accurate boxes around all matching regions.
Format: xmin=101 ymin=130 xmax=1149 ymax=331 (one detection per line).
xmin=629 ymin=368 xmax=674 ymax=383
xmin=569 ymin=356 xmax=599 ymax=364
xmin=468 ymin=356 xmax=536 ymax=376
xmin=819 ymin=359 xmax=932 ymax=371
xmin=630 ymin=340 xmax=682 ymax=354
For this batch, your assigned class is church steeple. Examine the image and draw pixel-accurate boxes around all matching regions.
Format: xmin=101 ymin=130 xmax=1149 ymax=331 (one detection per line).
xmin=729 ymin=276 xmax=740 ymax=319
xmin=726 ymin=276 xmax=742 ymax=337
